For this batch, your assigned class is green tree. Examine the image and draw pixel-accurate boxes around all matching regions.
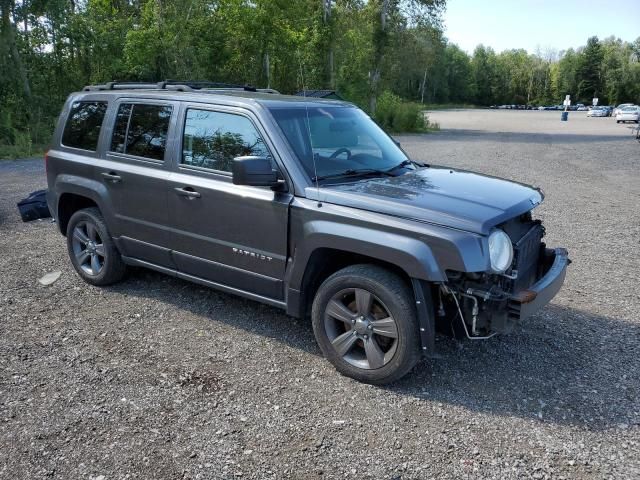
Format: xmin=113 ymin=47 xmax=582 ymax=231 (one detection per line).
xmin=553 ymin=48 xmax=580 ymax=102
xmin=576 ymin=36 xmax=604 ymax=103
xmin=367 ymin=0 xmax=445 ymax=112
xmin=470 ymin=45 xmax=497 ymax=105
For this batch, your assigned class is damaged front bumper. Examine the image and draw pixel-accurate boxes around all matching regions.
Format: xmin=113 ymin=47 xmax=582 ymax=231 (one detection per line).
xmin=434 ymin=244 xmax=571 ymax=341
xmin=411 ymin=247 xmax=570 ymax=355
xmin=508 ymin=247 xmax=570 ymax=321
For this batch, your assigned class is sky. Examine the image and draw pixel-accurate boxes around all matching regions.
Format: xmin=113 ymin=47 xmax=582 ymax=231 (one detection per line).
xmin=443 ymin=0 xmax=640 ymax=55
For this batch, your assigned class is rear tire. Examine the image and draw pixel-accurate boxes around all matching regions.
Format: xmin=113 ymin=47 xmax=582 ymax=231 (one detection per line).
xmin=311 ymin=264 xmax=421 ymax=384
xmin=66 ymin=207 xmax=126 ymax=286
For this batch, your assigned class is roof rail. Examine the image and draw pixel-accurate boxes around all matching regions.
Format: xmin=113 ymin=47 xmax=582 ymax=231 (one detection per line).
xmin=82 ymin=80 xmax=280 ymax=94
xmin=83 ymin=82 xmax=164 ymax=91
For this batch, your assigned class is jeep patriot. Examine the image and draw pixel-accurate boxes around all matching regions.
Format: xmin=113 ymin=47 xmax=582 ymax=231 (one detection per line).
xmin=46 ymin=81 xmax=569 ymax=384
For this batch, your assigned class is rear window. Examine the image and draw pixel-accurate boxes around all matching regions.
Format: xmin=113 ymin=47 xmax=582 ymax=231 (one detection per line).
xmin=110 ymin=103 xmax=173 ymax=161
xmin=61 ymin=101 xmax=108 ymax=151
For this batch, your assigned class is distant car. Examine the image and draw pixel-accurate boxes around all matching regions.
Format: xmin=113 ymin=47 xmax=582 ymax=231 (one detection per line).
xmin=538 ymin=106 xmax=546 ymax=111
xmin=616 ymin=106 xmax=640 ymax=123
xmin=602 ymin=106 xmax=613 ymax=117
xmin=587 ymin=106 xmax=608 ymax=117
xmin=613 ymin=104 xmax=635 ymax=116
xmin=576 ymin=105 xmax=588 ymax=111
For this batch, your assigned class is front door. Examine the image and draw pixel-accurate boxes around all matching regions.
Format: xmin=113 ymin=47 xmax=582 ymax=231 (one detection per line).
xmin=166 ymin=105 xmax=292 ymax=301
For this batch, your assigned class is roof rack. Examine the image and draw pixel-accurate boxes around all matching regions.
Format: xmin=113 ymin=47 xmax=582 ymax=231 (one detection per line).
xmin=82 ymin=80 xmax=280 ymax=94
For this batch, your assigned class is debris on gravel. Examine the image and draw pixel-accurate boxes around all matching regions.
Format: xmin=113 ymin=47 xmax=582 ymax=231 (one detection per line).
xmin=37 ymin=271 xmax=62 ymax=286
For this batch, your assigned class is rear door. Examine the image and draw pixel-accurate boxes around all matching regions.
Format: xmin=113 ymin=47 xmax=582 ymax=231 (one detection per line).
xmin=165 ymin=103 xmax=292 ymax=301
xmin=96 ymin=99 xmax=179 ymax=267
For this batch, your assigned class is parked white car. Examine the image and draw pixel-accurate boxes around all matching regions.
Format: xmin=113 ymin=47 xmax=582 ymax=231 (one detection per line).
xmin=616 ymin=106 xmax=640 ymax=123
xmin=613 ymin=103 xmax=635 ymax=116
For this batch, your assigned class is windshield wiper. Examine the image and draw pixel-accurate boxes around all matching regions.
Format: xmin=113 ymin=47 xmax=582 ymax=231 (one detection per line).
xmin=387 ymin=159 xmax=429 ymax=172
xmin=385 ymin=159 xmax=416 ymax=172
xmin=312 ymin=168 xmax=396 ymax=182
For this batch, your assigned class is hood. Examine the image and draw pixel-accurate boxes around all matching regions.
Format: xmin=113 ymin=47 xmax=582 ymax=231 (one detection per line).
xmin=306 ymin=167 xmax=543 ymax=235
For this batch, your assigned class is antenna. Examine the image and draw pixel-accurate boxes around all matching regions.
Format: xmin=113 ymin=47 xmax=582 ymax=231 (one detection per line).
xmin=298 ymin=52 xmax=322 ymax=208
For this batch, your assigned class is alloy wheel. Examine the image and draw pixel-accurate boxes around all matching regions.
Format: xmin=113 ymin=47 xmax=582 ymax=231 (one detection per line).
xmin=71 ymin=221 xmax=105 ymax=276
xmin=324 ymin=288 xmax=399 ymax=370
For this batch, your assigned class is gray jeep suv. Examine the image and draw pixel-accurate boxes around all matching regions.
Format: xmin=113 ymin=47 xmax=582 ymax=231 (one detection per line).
xmin=46 ymin=81 xmax=569 ymax=384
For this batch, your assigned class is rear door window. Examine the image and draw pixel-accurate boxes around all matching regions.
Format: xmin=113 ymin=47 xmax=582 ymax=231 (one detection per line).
xmin=110 ymin=103 xmax=173 ymax=161
xmin=61 ymin=101 xmax=108 ymax=151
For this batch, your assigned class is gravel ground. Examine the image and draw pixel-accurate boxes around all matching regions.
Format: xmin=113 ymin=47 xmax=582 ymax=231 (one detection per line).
xmin=1 ymin=109 xmax=639 ymax=479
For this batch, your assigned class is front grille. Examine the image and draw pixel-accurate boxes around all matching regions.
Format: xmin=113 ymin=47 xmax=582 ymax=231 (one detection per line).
xmin=511 ymin=223 xmax=543 ymax=291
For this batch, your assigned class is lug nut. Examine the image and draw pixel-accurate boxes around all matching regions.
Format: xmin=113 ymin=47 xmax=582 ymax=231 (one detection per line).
xmin=367 ymin=324 xmax=373 ymax=330
xmin=363 ymin=335 xmax=368 ymax=340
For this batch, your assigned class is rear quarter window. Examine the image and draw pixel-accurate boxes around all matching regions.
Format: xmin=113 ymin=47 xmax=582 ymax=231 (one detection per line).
xmin=61 ymin=101 xmax=108 ymax=151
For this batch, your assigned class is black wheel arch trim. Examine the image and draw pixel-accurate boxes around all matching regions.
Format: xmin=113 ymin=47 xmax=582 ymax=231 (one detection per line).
xmin=411 ymin=278 xmax=436 ymax=357
xmin=54 ymin=175 xmax=114 ymax=235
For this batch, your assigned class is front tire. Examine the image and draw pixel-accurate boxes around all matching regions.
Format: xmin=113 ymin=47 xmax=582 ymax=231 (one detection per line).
xmin=311 ymin=265 xmax=421 ymax=384
xmin=66 ymin=207 xmax=126 ymax=286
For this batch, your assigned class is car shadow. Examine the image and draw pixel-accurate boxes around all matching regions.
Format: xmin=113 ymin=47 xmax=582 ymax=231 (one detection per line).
xmin=389 ymin=303 xmax=639 ymax=431
xmin=111 ymin=269 xmax=639 ymax=431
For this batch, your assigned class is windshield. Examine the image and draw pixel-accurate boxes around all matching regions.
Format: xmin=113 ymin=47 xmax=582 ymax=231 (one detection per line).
xmin=268 ymin=105 xmax=411 ymax=182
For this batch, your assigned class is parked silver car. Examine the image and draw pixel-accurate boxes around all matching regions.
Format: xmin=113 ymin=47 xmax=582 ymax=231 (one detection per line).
xmin=587 ymin=106 xmax=608 ymax=117
xmin=616 ymin=106 xmax=640 ymax=123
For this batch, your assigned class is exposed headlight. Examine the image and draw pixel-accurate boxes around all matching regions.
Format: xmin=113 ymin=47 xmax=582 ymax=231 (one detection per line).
xmin=488 ymin=229 xmax=514 ymax=273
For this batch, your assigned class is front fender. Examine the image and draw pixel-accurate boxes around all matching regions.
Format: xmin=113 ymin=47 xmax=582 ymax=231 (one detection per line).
xmin=288 ymin=220 xmax=446 ymax=289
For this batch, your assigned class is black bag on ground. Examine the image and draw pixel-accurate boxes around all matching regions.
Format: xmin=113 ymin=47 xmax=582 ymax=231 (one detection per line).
xmin=17 ymin=189 xmax=52 ymax=222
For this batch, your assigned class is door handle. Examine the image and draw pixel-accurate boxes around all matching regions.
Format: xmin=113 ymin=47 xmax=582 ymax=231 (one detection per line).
xmin=101 ymin=171 xmax=122 ymax=183
xmin=174 ymin=187 xmax=201 ymax=199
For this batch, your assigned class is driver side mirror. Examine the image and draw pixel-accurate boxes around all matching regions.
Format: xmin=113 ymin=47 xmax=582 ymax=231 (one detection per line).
xmin=232 ymin=156 xmax=280 ymax=187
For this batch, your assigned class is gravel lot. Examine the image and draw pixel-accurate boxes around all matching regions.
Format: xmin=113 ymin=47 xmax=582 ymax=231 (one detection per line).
xmin=1 ymin=109 xmax=639 ymax=479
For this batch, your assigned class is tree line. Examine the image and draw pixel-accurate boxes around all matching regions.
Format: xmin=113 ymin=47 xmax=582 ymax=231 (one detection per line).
xmin=467 ymin=36 xmax=640 ymax=107
xmin=1 ymin=0 xmax=639 ymax=157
